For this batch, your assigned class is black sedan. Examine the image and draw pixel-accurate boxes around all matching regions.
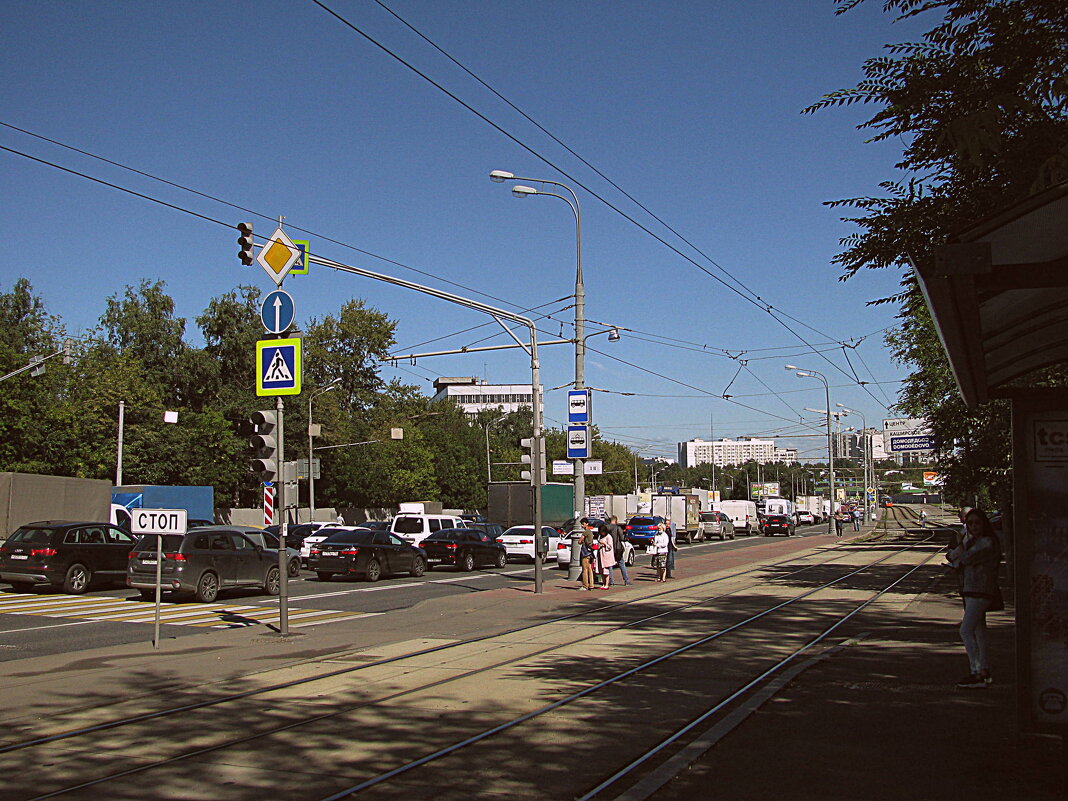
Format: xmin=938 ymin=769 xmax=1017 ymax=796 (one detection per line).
xmin=0 ymin=520 xmax=140 ymax=594
xmin=422 ymin=528 xmax=507 ymax=571
xmin=308 ymin=529 xmax=426 ymax=582
xmin=761 ymin=513 xmax=796 ymax=536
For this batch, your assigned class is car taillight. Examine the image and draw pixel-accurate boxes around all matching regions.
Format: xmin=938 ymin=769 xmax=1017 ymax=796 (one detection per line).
xmin=128 ymin=551 xmax=137 ymax=559
xmin=625 ymin=525 xmax=633 ymax=531
xmin=310 ymin=548 xmax=321 ymax=556
xmin=339 ymin=548 xmax=359 ymax=556
xmin=444 ymin=543 xmax=458 ymax=550
xmin=518 ymin=538 xmax=533 ymax=544
xmin=164 ymin=552 xmax=186 ymax=561
xmin=30 ymin=548 xmax=57 ymax=557
xmin=557 ymin=541 xmax=569 ymax=550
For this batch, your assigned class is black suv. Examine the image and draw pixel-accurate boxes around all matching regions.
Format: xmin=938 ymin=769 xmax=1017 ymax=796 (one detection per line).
xmin=0 ymin=521 xmax=140 ymax=594
xmin=127 ymin=526 xmax=281 ymax=603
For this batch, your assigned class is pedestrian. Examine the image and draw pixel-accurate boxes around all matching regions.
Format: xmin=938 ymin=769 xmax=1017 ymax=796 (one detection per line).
xmin=649 ymin=522 xmax=670 ymax=582
xmin=920 ymin=509 xmax=928 ymax=528
xmin=833 ymin=511 xmax=844 ymax=538
xmin=608 ymin=515 xmax=632 ymax=585
xmin=596 ymin=523 xmax=617 ymax=589
xmin=665 ymin=516 xmax=678 ymax=579
xmin=946 ymin=508 xmax=1002 ymax=688
xmin=579 ymin=530 xmax=595 ymax=591
xmin=852 ymin=508 xmax=862 ymax=531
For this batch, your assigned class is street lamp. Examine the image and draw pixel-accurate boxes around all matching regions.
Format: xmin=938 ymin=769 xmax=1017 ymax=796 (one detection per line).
xmin=787 ymin=365 xmax=835 ymax=536
xmin=838 ymin=404 xmax=871 ymax=523
xmin=308 ymin=378 xmax=341 ymax=521
xmin=491 ymin=169 xmax=586 ymax=581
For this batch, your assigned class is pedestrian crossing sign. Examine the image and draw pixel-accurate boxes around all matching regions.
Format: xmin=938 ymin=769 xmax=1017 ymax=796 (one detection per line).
xmin=256 ymin=338 xmax=302 ymax=396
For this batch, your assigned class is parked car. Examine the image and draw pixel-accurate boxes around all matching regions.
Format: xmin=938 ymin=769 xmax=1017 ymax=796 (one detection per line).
xmin=760 ymin=514 xmax=795 ymax=537
xmin=466 ymin=522 xmax=505 ymax=541
xmin=300 ymin=525 xmax=364 ymax=563
xmin=497 ymin=525 xmax=560 ymax=562
xmin=622 ymin=516 xmax=665 ymax=547
xmin=307 ymin=529 xmax=426 ymax=582
xmin=796 ymin=510 xmax=815 ymax=525
xmin=126 ymin=526 xmax=281 ymax=603
xmin=0 ymin=521 xmax=140 ymax=594
xmin=696 ymin=511 xmax=735 ymax=541
xmin=390 ymin=513 xmax=468 ymax=547
xmin=241 ymin=529 xmax=302 ymax=577
xmin=358 ymin=520 xmax=391 ymax=531
xmin=422 ymin=528 xmax=507 ymax=571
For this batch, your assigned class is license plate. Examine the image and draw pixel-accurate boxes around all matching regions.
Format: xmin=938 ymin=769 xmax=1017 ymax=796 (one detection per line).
xmin=10 ymin=554 xmax=28 ymax=560
xmin=142 ymin=559 xmax=158 ymax=565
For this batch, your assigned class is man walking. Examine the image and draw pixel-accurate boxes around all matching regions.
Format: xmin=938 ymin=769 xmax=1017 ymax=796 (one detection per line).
xmin=852 ymin=507 xmax=862 ymax=531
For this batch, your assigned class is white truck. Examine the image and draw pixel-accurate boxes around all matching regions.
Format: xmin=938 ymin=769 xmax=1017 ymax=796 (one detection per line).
xmin=651 ymin=494 xmax=700 ymax=543
xmin=794 ymin=496 xmax=825 ymax=524
xmin=712 ymin=500 xmax=758 ymax=536
xmin=762 ymin=496 xmax=794 ymax=517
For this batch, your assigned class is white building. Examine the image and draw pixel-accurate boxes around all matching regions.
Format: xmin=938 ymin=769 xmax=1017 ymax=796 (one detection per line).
xmin=678 ymin=437 xmax=795 ymax=468
xmin=431 ymin=377 xmax=535 ymax=416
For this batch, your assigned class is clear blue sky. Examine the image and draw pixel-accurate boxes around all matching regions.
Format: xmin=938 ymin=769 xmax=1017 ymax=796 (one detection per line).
xmin=0 ymin=1 xmax=928 ymax=461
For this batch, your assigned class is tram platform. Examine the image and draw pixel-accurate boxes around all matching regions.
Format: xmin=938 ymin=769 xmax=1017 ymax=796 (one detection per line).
xmin=0 ymin=522 xmax=1060 ymax=801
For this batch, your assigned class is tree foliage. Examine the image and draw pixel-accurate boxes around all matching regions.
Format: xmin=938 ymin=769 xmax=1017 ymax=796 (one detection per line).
xmin=807 ymin=0 xmax=1068 ymax=506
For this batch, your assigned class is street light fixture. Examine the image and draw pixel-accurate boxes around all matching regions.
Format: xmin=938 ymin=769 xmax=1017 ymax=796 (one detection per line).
xmin=491 ymin=168 xmax=587 ymax=581
xmin=308 ymin=377 xmax=341 ymax=521
xmin=838 ymin=403 xmax=871 ymax=523
xmin=787 ymin=365 xmax=835 ymax=536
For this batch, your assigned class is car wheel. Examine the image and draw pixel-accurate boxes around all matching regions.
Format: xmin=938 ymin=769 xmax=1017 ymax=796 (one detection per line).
xmin=729 ymin=532 xmax=735 ymax=540
xmin=458 ymin=551 xmax=475 ymax=572
xmin=288 ymin=557 xmax=301 ymax=578
xmin=494 ymin=550 xmax=507 ymax=569
xmin=63 ymin=563 xmax=91 ymax=595
xmin=138 ymin=589 xmax=155 ymax=600
xmin=195 ymin=572 xmax=220 ymax=603
xmin=316 ymin=571 xmax=333 ymax=582
xmin=8 ymin=582 xmax=34 ymax=594
xmin=264 ymin=566 xmax=281 ymax=596
xmin=364 ymin=558 xmax=382 ymax=582
xmin=410 ymin=556 xmax=426 ymax=577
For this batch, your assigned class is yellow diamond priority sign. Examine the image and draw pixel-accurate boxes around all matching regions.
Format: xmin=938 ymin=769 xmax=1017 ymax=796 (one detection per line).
xmin=256 ymin=228 xmax=302 ymax=286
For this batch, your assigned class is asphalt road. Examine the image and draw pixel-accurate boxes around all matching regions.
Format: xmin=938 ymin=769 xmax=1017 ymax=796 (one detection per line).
xmin=0 ymin=524 xmax=828 ymax=662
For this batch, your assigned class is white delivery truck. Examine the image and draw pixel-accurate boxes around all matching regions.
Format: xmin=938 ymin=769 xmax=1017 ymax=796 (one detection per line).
xmin=795 ymin=496 xmax=825 ymax=524
xmin=712 ymin=500 xmax=759 ymax=536
xmin=763 ymin=496 xmax=794 ymax=517
xmin=651 ymin=494 xmax=700 ymax=543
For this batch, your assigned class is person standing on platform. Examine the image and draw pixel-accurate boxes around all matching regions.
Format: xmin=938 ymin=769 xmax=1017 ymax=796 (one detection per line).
xmin=596 ymin=523 xmax=617 ymax=590
xmin=946 ymin=508 xmax=1002 ymax=688
xmin=852 ymin=508 xmax=862 ymax=531
xmin=650 ymin=522 xmax=669 ymax=582
xmin=608 ymin=515 xmax=632 ymax=586
xmin=833 ymin=511 xmax=844 ymax=538
xmin=665 ymin=516 xmax=678 ymax=579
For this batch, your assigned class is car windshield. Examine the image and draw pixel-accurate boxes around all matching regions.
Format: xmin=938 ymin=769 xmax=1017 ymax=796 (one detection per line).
xmin=392 ymin=516 xmax=424 ymax=534
xmin=424 ymin=530 xmax=463 ymax=541
xmin=502 ymin=527 xmax=533 ymax=536
xmin=6 ymin=527 xmax=57 ymax=544
xmin=629 ymin=518 xmax=657 ymax=527
xmin=323 ymin=531 xmax=374 ymax=544
xmin=699 ymin=513 xmax=717 ymax=522
xmin=134 ymin=534 xmax=184 ymax=551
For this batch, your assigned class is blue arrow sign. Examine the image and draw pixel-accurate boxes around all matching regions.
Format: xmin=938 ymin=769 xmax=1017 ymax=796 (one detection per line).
xmin=260 ymin=290 xmax=295 ymax=335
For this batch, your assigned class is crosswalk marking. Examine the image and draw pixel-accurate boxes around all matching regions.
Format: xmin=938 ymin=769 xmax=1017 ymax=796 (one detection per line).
xmin=0 ymin=592 xmax=366 ymax=629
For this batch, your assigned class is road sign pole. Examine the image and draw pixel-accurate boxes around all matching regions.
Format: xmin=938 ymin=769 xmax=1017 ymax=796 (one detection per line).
xmin=154 ymin=533 xmax=162 ymax=650
xmin=276 ymin=394 xmax=288 ymax=636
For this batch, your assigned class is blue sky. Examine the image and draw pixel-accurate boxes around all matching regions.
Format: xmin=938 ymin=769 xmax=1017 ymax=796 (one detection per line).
xmin=0 ymin=1 xmax=929 ymax=461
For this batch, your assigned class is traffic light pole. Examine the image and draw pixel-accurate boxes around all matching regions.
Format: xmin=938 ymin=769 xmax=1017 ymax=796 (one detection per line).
xmin=276 ymin=395 xmax=289 ymax=635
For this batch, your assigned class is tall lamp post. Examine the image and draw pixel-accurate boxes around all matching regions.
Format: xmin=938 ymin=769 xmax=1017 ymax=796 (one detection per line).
xmin=838 ymin=404 xmax=870 ymax=524
xmin=491 ymin=169 xmax=586 ymax=580
xmin=787 ymin=365 xmax=835 ymax=536
xmin=308 ymin=378 xmax=341 ymax=522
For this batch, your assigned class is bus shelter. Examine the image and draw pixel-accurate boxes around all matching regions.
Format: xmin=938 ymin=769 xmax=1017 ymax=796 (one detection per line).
xmin=915 ymin=181 xmax=1068 ymax=734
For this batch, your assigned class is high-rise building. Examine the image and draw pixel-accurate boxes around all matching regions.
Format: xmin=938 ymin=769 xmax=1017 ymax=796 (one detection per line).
xmin=678 ymin=437 xmax=795 ymax=468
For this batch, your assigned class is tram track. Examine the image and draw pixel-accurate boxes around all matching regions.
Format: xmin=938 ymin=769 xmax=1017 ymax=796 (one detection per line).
xmin=5 ymin=536 xmax=942 ymax=801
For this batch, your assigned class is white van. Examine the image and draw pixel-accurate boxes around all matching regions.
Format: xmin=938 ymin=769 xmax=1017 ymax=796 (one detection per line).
xmin=390 ymin=513 xmax=467 ymax=547
xmin=712 ymin=500 xmax=759 ymax=536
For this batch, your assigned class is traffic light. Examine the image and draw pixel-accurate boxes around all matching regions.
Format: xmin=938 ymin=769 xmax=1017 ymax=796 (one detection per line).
xmin=250 ymin=410 xmax=278 ymax=481
xmin=237 ymin=222 xmax=255 ymax=266
xmin=520 ymin=436 xmax=545 ymax=486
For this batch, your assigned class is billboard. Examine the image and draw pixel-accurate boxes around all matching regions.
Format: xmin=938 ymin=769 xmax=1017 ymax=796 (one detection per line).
xmin=883 ymin=417 xmax=935 ymax=453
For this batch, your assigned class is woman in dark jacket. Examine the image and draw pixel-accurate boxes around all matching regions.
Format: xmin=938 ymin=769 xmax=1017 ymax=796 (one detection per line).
xmin=946 ymin=508 xmax=1001 ymax=688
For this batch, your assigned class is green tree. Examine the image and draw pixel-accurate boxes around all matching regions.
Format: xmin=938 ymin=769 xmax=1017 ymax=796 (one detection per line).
xmin=806 ymin=0 xmax=1068 ymax=506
